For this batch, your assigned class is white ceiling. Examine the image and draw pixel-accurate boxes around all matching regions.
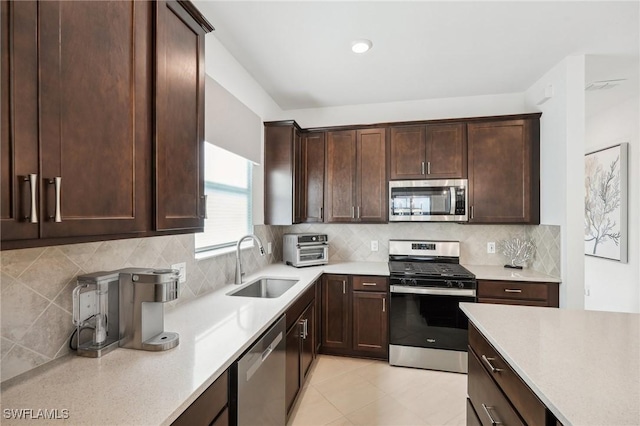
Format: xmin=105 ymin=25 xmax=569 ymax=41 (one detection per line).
xmin=194 ymin=1 xmax=639 ymax=111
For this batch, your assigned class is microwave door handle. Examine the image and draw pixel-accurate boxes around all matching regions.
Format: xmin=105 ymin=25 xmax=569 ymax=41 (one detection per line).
xmin=450 ymin=187 xmax=456 ymax=215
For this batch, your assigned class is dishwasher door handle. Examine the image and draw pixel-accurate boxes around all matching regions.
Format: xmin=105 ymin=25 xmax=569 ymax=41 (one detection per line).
xmin=245 ymin=331 xmax=283 ymax=381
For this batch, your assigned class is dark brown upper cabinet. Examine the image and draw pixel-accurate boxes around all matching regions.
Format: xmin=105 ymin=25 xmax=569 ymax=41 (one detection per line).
xmin=389 ymin=123 xmax=466 ymax=180
xmin=301 ymin=132 xmax=325 ymax=223
xmin=467 ymin=117 xmax=540 ymax=224
xmin=155 ymin=0 xmax=211 ymax=232
xmin=1 ymin=0 xmax=212 ymax=249
xmin=264 ymin=121 xmax=303 ymax=225
xmin=326 ymin=128 xmax=386 ymax=223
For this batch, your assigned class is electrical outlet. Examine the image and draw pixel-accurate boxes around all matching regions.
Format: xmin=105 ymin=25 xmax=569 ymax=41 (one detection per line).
xmin=371 ymin=240 xmax=379 ymax=252
xmin=171 ymin=262 xmax=187 ymax=284
xmin=267 ymin=242 xmax=273 ymax=255
xmin=487 ymin=242 xmax=496 ymax=254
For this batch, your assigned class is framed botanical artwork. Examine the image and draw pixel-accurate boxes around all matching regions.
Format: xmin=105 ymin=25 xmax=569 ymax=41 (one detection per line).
xmin=584 ymin=143 xmax=628 ymax=262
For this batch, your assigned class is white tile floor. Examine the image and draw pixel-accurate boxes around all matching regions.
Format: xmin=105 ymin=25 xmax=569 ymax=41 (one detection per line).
xmin=288 ymin=355 xmax=467 ymax=426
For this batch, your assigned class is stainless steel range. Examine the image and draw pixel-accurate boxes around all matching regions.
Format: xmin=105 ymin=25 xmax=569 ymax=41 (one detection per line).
xmin=388 ymin=240 xmax=476 ymax=373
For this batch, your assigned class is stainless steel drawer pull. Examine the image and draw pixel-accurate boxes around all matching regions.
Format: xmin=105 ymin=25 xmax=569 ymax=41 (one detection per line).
xmin=481 ymin=354 xmax=503 ymax=373
xmin=25 ymin=174 xmax=38 ymax=223
xmin=357 ymin=206 xmax=360 ymax=219
xmin=471 ymin=205 xmax=474 ymax=219
xmin=427 ymin=161 xmax=431 ymax=175
xmin=421 ymin=161 xmax=426 ymax=175
xmin=504 ymin=289 xmax=522 ymax=293
xmin=351 ymin=206 xmax=355 ymax=219
xmin=362 ymin=282 xmax=377 ymax=286
xmin=342 ymin=281 xmax=346 ymax=294
xmin=382 ymin=297 xmax=386 ymax=312
xmin=48 ymin=177 xmax=62 ymax=222
xmin=482 ymin=404 xmax=502 ymax=425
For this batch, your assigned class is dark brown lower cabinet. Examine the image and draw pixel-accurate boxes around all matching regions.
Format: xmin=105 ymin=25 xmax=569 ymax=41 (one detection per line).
xmin=477 ymin=280 xmax=559 ymax=307
xmin=285 ymin=282 xmax=317 ymax=418
xmin=321 ymin=274 xmax=389 ymax=360
xmin=172 ymin=369 xmax=228 ymax=426
xmin=468 ymin=324 xmax=558 ymax=426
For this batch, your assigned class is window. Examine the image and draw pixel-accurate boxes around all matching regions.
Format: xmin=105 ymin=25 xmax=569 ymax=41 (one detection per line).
xmin=195 ymin=143 xmax=253 ymax=253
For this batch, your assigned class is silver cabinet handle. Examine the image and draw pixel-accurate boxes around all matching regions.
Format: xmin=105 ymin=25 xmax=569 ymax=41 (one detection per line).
xmin=357 ymin=206 xmax=360 ymax=219
xmin=421 ymin=161 xmax=425 ymax=175
xmin=342 ymin=280 xmax=346 ymax=294
xmin=382 ymin=297 xmax=386 ymax=312
xmin=481 ymin=404 xmax=502 ymax=425
xmin=304 ymin=319 xmax=308 ymax=339
xmin=48 ymin=177 xmax=62 ymax=222
xmin=299 ymin=319 xmax=306 ymax=338
xmin=481 ymin=354 xmax=503 ymax=373
xmin=504 ymin=289 xmax=522 ymax=293
xmin=351 ymin=206 xmax=355 ymax=219
xmin=202 ymin=195 xmax=208 ymax=219
xmin=362 ymin=282 xmax=377 ymax=286
xmin=319 ymin=207 xmax=323 ymax=220
xmin=427 ymin=161 xmax=431 ymax=175
xmin=470 ymin=205 xmax=474 ymax=220
xmin=25 ymin=174 xmax=38 ymax=223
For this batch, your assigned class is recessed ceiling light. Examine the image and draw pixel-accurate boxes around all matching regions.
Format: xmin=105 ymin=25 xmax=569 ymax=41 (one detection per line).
xmin=351 ymin=39 xmax=372 ymax=54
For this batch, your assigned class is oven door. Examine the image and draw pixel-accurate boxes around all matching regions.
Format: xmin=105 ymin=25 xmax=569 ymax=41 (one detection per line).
xmin=390 ymin=286 xmax=475 ymax=352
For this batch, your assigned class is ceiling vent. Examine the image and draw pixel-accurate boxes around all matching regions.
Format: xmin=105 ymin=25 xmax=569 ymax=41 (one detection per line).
xmin=585 ymin=79 xmax=626 ymax=91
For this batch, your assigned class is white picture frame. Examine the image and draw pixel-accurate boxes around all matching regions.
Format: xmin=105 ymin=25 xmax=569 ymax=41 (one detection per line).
xmin=584 ymin=143 xmax=628 ymax=262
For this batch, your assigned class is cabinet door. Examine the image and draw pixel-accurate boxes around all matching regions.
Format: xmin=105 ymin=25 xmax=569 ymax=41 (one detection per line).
xmin=468 ymin=119 xmax=539 ymax=224
xmin=1 ymin=0 xmax=39 ymax=241
xmin=155 ymin=0 xmax=206 ymax=231
xmin=39 ymin=0 xmax=152 ymax=238
xmin=425 ymin=123 xmax=466 ymax=178
xmin=264 ymin=123 xmax=297 ymax=225
xmin=326 ymin=131 xmax=356 ymax=223
xmin=300 ymin=303 xmax=315 ymax=381
xmin=301 ymin=132 xmax=325 ymax=223
xmin=389 ymin=126 xmax=426 ymax=180
xmin=352 ymin=291 xmax=388 ymax=357
xmin=293 ymin=128 xmax=303 ymax=224
xmin=321 ymin=275 xmax=350 ymax=349
xmin=356 ymin=128 xmax=387 ymax=222
xmin=285 ymin=322 xmax=302 ymax=415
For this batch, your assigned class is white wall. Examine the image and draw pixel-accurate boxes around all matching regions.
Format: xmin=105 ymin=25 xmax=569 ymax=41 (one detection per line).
xmin=585 ymin=94 xmax=639 ymax=313
xmin=524 ymin=56 xmax=586 ymax=309
xmin=281 ymin=93 xmax=525 ymax=129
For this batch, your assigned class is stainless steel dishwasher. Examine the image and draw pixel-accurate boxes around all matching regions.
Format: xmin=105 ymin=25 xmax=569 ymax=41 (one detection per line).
xmin=231 ymin=315 xmax=286 ymax=425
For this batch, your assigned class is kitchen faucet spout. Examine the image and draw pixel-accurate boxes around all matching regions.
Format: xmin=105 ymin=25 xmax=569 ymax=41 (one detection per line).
xmin=235 ymin=234 xmax=265 ymax=284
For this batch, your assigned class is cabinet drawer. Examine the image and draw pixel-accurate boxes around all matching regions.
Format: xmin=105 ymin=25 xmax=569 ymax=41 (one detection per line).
xmin=468 ymin=347 xmax=523 ymax=426
xmin=352 ymin=276 xmax=388 ymax=292
xmin=477 ymin=280 xmax=549 ymax=302
xmin=172 ymin=370 xmax=228 ymax=426
xmin=469 ymin=324 xmax=546 ymax=426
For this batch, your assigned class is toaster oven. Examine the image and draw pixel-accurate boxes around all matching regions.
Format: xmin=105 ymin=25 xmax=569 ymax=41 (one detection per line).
xmin=283 ymin=233 xmax=329 ymax=267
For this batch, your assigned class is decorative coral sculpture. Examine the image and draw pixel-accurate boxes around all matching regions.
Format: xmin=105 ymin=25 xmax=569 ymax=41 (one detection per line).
xmin=499 ymin=237 xmax=535 ymax=269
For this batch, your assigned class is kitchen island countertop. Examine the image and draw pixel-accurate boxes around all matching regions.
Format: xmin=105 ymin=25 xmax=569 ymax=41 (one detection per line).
xmin=460 ymin=303 xmax=640 ymax=426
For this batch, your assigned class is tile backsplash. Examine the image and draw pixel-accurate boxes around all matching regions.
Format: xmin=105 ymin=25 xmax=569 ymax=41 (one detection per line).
xmin=1 ymin=222 xmax=559 ymax=382
xmin=285 ymin=223 xmax=561 ymax=276
xmin=0 ymin=225 xmax=283 ymax=382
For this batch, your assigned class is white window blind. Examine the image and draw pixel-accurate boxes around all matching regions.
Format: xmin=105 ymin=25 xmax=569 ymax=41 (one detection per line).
xmin=195 ymin=143 xmax=252 ymax=252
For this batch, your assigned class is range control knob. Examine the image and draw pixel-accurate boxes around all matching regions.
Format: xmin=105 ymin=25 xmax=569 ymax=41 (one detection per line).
xmin=445 ymin=280 xmax=453 ymax=288
xmin=457 ymin=281 xmax=465 ymax=289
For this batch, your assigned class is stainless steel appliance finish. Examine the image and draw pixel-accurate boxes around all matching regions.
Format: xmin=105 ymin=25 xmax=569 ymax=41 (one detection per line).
xmin=235 ymin=234 xmax=266 ymax=284
xmin=233 ymin=315 xmax=286 ymax=426
xmin=118 ymin=268 xmax=180 ymax=351
xmin=389 ymin=240 xmax=476 ymax=373
xmin=283 ymin=233 xmax=329 ymax=267
xmin=389 ymin=179 xmax=468 ymax=222
xmin=73 ymin=271 xmax=121 ymax=358
xmin=227 ymin=278 xmax=298 ymax=299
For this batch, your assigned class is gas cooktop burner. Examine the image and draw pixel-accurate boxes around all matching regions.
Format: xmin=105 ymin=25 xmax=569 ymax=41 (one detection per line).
xmin=389 ymin=261 xmax=474 ymax=279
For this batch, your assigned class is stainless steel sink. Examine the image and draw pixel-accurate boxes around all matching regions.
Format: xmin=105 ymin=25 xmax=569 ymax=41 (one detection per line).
xmin=227 ymin=278 xmax=298 ymax=298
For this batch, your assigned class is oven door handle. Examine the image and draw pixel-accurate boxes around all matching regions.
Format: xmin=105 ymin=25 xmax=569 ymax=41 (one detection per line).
xmin=390 ymin=285 xmax=476 ymax=298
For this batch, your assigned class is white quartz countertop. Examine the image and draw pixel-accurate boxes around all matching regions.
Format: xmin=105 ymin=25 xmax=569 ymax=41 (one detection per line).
xmin=462 ymin=264 xmax=561 ymax=283
xmin=0 ymin=261 xmax=387 ymax=425
xmin=460 ymin=303 xmax=640 ymax=426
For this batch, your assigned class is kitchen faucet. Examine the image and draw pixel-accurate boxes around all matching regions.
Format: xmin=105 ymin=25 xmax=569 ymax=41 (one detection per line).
xmin=235 ymin=234 xmax=265 ymax=284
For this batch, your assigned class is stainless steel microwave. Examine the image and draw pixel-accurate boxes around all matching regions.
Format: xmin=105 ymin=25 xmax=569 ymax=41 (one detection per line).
xmin=389 ymin=179 xmax=468 ymax=222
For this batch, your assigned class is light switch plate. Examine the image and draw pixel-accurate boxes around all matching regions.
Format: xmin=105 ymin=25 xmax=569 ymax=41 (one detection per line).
xmin=371 ymin=240 xmax=379 ymax=252
xmin=171 ymin=262 xmax=187 ymax=284
xmin=487 ymin=242 xmax=496 ymax=254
